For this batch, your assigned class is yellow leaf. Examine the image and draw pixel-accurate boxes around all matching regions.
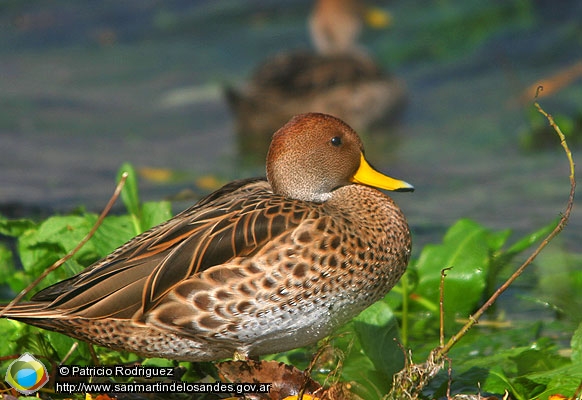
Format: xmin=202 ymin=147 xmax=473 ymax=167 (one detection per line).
xmin=195 ymin=175 xmax=224 ymax=191
xmin=365 ymin=7 xmax=392 ymax=29
xmin=139 ymin=167 xmax=174 ymax=183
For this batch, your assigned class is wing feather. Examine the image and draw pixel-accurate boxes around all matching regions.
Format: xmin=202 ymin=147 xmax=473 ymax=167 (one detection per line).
xmin=27 ymin=178 xmax=318 ymax=319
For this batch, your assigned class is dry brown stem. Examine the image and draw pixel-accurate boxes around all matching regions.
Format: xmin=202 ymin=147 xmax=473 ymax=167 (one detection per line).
xmin=387 ymin=100 xmax=576 ymax=399
xmin=0 ymin=172 xmax=128 ymax=317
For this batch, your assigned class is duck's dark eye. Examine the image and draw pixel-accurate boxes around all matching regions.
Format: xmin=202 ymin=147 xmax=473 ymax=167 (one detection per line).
xmin=330 ymin=136 xmax=342 ymax=147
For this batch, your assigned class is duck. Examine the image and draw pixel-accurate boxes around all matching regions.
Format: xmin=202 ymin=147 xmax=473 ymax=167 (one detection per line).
xmin=225 ymin=1 xmax=406 ymax=156
xmin=226 ymin=51 xmax=407 ymax=156
xmin=309 ymin=0 xmax=364 ymax=56
xmin=1 ymin=113 xmax=413 ymax=361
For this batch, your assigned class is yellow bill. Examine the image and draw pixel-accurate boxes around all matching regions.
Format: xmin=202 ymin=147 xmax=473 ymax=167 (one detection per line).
xmin=351 ymin=154 xmax=414 ymax=192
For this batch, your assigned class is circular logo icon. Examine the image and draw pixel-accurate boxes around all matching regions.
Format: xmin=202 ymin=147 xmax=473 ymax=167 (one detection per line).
xmin=5 ymin=352 xmax=49 ymax=395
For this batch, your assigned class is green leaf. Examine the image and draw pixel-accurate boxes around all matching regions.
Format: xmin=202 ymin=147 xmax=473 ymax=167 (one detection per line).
xmin=571 ymin=321 xmax=582 ymax=363
xmin=451 ymin=340 xmax=574 ymax=400
xmin=118 ymin=162 xmax=140 ymax=217
xmin=17 ymin=215 xmax=97 ymax=274
xmin=0 ymin=244 xmax=18 ymax=290
xmin=481 ymin=366 xmax=516 ymax=398
xmin=534 ymin=248 xmax=582 ymax=321
xmin=482 ymin=365 xmax=537 ymax=400
xmin=415 ymin=219 xmax=490 ymax=326
xmin=525 ymin=361 xmax=582 ymax=399
xmin=0 ymin=217 xmax=37 ymax=237
xmin=42 ymin=331 xmax=93 ymax=365
xmin=487 ymin=219 xmax=558 ymax=297
xmin=353 ymin=301 xmax=404 ymax=379
xmin=486 ymin=227 xmax=512 ymax=253
xmin=89 ymin=214 xmax=136 ymax=257
xmin=510 ymin=348 xmax=569 ymax=376
xmin=142 ymin=201 xmax=172 ymax=230
xmin=117 ymin=162 xmax=142 ymax=233
xmin=337 ymin=325 xmax=390 ymax=396
xmin=142 ymin=358 xmax=175 ymax=367
xmin=0 ymin=319 xmax=23 ymax=356
xmin=503 ymin=218 xmax=558 ymax=259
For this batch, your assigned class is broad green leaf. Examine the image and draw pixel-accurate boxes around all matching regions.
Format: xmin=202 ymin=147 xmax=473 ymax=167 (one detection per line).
xmin=487 ymin=227 xmax=512 ymax=253
xmin=483 ymin=366 xmax=527 ymax=400
xmin=89 ymin=214 xmax=136 ymax=257
xmin=0 ymin=319 xmax=23 ymax=356
xmin=535 ymin=247 xmax=582 ymax=322
xmin=142 ymin=200 xmax=173 ymax=230
xmin=453 ymin=342 xmax=572 ymax=400
xmin=526 ymin=362 xmax=582 ymax=400
xmin=2 ymin=271 xmax=30 ymax=294
xmin=512 ymin=377 xmax=546 ymax=400
xmin=353 ymin=301 xmax=404 ymax=380
xmin=17 ymin=215 xmax=97 ymax=274
xmin=0 ymin=217 xmax=37 ymax=237
xmin=17 ymin=239 xmax=63 ymax=275
xmin=571 ymin=321 xmax=582 ymax=363
xmin=44 ymin=330 xmax=93 ymax=365
xmin=11 ymin=325 xmax=57 ymax=360
xmin=426 ymin=364 xmax=506 ymax=399
xmin=264 ymin=325 xmax=389 ymax=396
xmin=510 ymin=348 xmax=569 ymax=376
xmin=503 ymin=218 xmax=558 ymax=259
xmin=337 ymin=325 xmax=391 ymax=396
xmin=0 ymin=244 xmax=18 ymax=290
xmin=262 ymin=342 xmax=316 ymax=372
xmin=415 ymin=219 xmax=490 ymax=326
xmin=28 ymin=215 xmax=91 ymax=250
xmin=487 ymin=219 xmax=558 ymax=297
xmin=343 ymin=368 xmax=389 ymax=399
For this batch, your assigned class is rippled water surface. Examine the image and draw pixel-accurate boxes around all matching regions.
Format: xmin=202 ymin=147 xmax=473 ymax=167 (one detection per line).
xmin=1 ymin=0 xmax=581 ymax=256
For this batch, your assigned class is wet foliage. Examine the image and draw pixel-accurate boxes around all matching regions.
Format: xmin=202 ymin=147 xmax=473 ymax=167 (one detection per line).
xmin=1 ymin=163 xmax=581 ymax=399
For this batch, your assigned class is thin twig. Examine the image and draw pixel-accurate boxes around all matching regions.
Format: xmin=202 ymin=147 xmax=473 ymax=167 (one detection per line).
xmin=0 ymin=173 xmax=128 ymax=317
xmin=385 ymin=98 xmax=575 ymax=400
xmin=298 ymin=337 xmax=332 ymax=400
xmin=440 ymin=267 xmax=453 ymax=347
xmin=59 ymin=342 xmax=79 ymax=365
xmin=445 ymin=358 xmax=452 ymax=400
xmin=438 ymin=100 xmax=576 ymax=356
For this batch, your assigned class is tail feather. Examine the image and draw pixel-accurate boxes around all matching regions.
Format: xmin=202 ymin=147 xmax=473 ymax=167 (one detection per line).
xmin=1 ymin=302 xmax=62 ymax=319
xmin=1 ymin=302 xmax=90 ymax=340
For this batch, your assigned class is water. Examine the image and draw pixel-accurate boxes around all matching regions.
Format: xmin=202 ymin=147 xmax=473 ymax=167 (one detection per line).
xmin=0 ymin=0 xmax=581 ymax=257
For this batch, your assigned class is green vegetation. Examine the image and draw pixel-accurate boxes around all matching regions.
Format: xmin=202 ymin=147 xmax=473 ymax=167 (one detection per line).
xmin=520 ymin=106 xmax=582 ymax=151
xmin=1 ymin=163 xmax=580 ymax=399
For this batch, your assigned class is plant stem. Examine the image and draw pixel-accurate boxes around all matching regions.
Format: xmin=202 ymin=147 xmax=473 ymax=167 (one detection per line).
xmin=401 ymin=273 xmax=409 ymax=347
xmin=0 ymin=173 xmax=128 ymax=316
xmin=438 ymin=101 xmax=576 ymax=357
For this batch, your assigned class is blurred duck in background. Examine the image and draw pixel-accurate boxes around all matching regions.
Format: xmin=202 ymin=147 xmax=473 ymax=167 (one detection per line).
xmin=226 ymin=0 xmax=407 ymax=156
xmin=309 ymin=0 xmax=365 ymax=56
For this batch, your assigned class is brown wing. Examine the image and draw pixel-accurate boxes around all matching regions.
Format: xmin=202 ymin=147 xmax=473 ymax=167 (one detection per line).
xmin=28 ymin=178 xmax=318 ymax=319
